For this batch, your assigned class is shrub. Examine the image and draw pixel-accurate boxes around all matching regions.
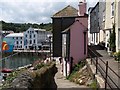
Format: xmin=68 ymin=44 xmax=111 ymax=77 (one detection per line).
xmin=113 ymin=51 xmax=120 ymax=61
xmin=67 ymin=60 xmax=86 ymax=80
xmin=117 ymin=51 xmax=120 ymax=61
xmin=108 ymin=24 xmax=116 ymax=52
xmin=89 ymin=80 xmax=98 ymax=90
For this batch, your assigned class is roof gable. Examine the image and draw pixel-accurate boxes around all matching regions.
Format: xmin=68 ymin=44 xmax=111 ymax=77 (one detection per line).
xmin=62 ymin=20 xmax=87 ymax=33
xmin=52 ymin=5 xmax=78 ymax=17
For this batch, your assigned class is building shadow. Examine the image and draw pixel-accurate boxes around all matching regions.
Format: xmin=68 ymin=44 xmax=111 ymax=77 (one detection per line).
xmin=88 ymin=45 xmax=103 ymax=58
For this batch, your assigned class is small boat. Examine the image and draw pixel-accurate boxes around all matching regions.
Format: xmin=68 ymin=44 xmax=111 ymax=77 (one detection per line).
xmin=1 ymin=68 xmax=13 ymax=73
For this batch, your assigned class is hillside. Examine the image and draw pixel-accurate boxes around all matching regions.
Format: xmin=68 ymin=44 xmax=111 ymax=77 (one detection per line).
xmin=0 ymin=21 xmax=52 ymax=33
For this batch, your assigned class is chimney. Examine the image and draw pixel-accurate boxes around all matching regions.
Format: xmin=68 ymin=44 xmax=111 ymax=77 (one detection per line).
xmin=78 ymin=0 xmax=86 ymax=16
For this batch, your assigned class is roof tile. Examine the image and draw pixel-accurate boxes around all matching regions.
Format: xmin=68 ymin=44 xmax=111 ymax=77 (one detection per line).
xmin=52 ymin=5 xmax=78 ymax=17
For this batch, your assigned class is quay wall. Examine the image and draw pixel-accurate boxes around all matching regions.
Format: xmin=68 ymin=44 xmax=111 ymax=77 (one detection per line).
xmin=10 ymin=63 xmax=58 ymax=89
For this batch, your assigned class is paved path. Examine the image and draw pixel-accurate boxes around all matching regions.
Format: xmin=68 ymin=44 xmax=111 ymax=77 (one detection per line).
xmin=96 ymin=49 xmax=120 ymax=88
xmin=55 ymin=64 xmax=88 ymax=89
xmin=89 ymin=45 xmax=120 ymax=89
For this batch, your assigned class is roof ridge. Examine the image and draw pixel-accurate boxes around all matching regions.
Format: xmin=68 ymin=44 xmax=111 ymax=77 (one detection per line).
xmin=77 ymin=20 xmax=87 ymax=30
xmin=52 ymin=5 xmax=78 ymax=17
xmin=62 ymin=20 xmax=87 ymax=33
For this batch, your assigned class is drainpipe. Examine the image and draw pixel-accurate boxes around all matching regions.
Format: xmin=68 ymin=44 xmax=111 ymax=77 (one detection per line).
xmin=114 ymin=0 xmax=117 ymax=52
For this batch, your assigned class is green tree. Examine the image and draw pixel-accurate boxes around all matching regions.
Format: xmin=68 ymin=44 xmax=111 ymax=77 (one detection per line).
xmin=109 ymin=24 xmax=116 ymax=52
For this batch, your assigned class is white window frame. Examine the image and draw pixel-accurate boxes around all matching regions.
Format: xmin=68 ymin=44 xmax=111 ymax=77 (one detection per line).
xmin=111 ymin=2 xmax=114 ymax=18
xmin=103 ymin=10 xmax=105 ymax=21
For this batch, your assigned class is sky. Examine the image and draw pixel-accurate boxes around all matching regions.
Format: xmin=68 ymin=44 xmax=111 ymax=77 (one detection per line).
xmin=0 ymin=0 xmax=99 ymax=24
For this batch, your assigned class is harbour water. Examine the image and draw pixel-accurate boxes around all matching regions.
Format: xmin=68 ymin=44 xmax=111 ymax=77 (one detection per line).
xmin=0 ymin=52 xmax=45 ymax=69
xmin=0 ymin=52 xmax=46 ymax=82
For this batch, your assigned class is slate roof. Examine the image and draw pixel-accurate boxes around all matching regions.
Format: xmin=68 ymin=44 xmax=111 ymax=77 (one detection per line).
xmin=52 ymin=5 xmax=78 ymax=17
xmin=5 ymin=33 xmax=24 ymax=37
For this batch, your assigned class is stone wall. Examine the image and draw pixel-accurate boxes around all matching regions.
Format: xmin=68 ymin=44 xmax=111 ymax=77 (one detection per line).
xmin=10 ymin=63 xmax=58 ymax=90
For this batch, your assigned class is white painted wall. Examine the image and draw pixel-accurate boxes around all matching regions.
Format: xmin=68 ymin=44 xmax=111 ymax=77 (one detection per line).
xmin=24 ymin=28 xmax=38 ymax=49
xmin=5 ymin=33 xmax=24 ymax=50
xmin=63 ymin=58 xmax=70 ymax=77
xmin=14 ymin=37 xmax=24 ymax=49
xmin=24 ymin=27 xmax=48 ymax=50
xmin=99 ymin=30 xmax=105 ymax=43
xmin=105 ymin=30 xmax=111 ymax=52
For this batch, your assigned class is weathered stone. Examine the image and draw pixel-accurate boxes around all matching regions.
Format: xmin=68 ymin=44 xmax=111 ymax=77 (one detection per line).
xmin=9 ymin=63 xmax=57 ymax=90
xmin=85 ymin=78 xmax=93 ymax=86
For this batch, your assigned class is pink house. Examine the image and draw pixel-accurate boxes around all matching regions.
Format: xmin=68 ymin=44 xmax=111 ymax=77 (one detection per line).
xmin=61 ymin=0 xmax=88 ymax=76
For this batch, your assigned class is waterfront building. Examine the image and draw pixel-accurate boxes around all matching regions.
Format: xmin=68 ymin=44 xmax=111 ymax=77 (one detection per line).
xmin=4 ymin=27 xmax=51 ymax=50
xmin=2 ymin=30 xmax=14 ymax=37
xmin=24 ymin=27 xmax=49 ymax=50
xmin=5 ymin=33 xmax=24 ymax=50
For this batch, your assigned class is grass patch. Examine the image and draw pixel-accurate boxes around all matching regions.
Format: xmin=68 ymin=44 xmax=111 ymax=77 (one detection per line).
xmin=89 ymin=80 xmax=98 ymax=90
xmin=67 ymin=60 xmax=86 ymax=81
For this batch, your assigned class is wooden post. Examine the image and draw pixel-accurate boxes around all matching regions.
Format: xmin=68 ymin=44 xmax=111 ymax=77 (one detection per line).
xmin=49 ymin=36 xmax=52 ymax=61
xmin=105 ymin=61 xmax=108 ymax=90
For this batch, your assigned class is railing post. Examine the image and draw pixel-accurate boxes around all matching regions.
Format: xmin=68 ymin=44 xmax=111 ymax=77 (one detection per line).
xmin=105 ymin=61 xmax=108 ymax=90
xmin=65 ymin=57 xmax=67 ymax=77
xmin=96 ymin=57 xmax=98 ymax=74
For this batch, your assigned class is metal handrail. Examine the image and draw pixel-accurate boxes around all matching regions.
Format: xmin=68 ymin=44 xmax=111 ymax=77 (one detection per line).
xmin=107 ymin=73 xmax=120 ymax=89
xmin=88 ymin=47 xmax=120 ymax=89
xmin=108 ymin=65 xmax=120 ymax=79
xmin=1 ymin=52 xmax=19 ymax=60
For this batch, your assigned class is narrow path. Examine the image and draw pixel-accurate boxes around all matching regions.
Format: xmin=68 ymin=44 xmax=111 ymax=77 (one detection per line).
xmin=54 ymin=64 xmax=88 ymax=89
xmin=89 ymin=45 xmax=120 ymax=88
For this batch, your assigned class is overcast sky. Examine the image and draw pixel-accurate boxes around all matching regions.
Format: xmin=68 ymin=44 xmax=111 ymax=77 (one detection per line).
xmin=0 ymin=0 xmax=99 ymax=24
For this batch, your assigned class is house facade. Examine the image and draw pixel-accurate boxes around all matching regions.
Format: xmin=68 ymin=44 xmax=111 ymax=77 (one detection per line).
xmin=98 ymin=1 xmax=106 ymax=44
xmin=61 ymin=1 xmax=88 ymax=76
xmin=88 ymin=7 xmax=93 ymax=45
xmin=52 ymin=5 xmax=78 ymax=57
xmin=89 ymin=2 xmax=106 ymax=45
xmin=104 ymin=0 xmax=114 ymax=52
xmin=89 ymin=0 xmax=120 ymax=52
xmin=90 ymin=2 xmax=100 ymax=45
xmin=114 ymin=0 xmax=120 ymax=52
xmin=103 ymin=0 xmax=119 ymax=52
xmin=5 ymin=33 xmax=24 ymax=50
xmin=4 ymin=27 xmax=51 ymax=50
xmin=24 ymin=27 xmax=47 ymax=50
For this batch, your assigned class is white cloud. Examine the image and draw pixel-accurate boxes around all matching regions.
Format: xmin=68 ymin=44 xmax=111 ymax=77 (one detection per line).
xmin=0 ymin=1 xmax=69 ymax=23
xmin=0 ymin=0 xmax=98 ymax=24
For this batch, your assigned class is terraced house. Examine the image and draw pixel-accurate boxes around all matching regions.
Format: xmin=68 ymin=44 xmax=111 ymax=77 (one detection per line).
xmin=114 ymin=0 xmax=120 ymax=52
xmin=52 ymin=0 xmax=88 ymax=76
xmin=52 ymin=5 xmax=78 ymax=57
xmin=89 ymin=0 xmax=120 ymax=52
